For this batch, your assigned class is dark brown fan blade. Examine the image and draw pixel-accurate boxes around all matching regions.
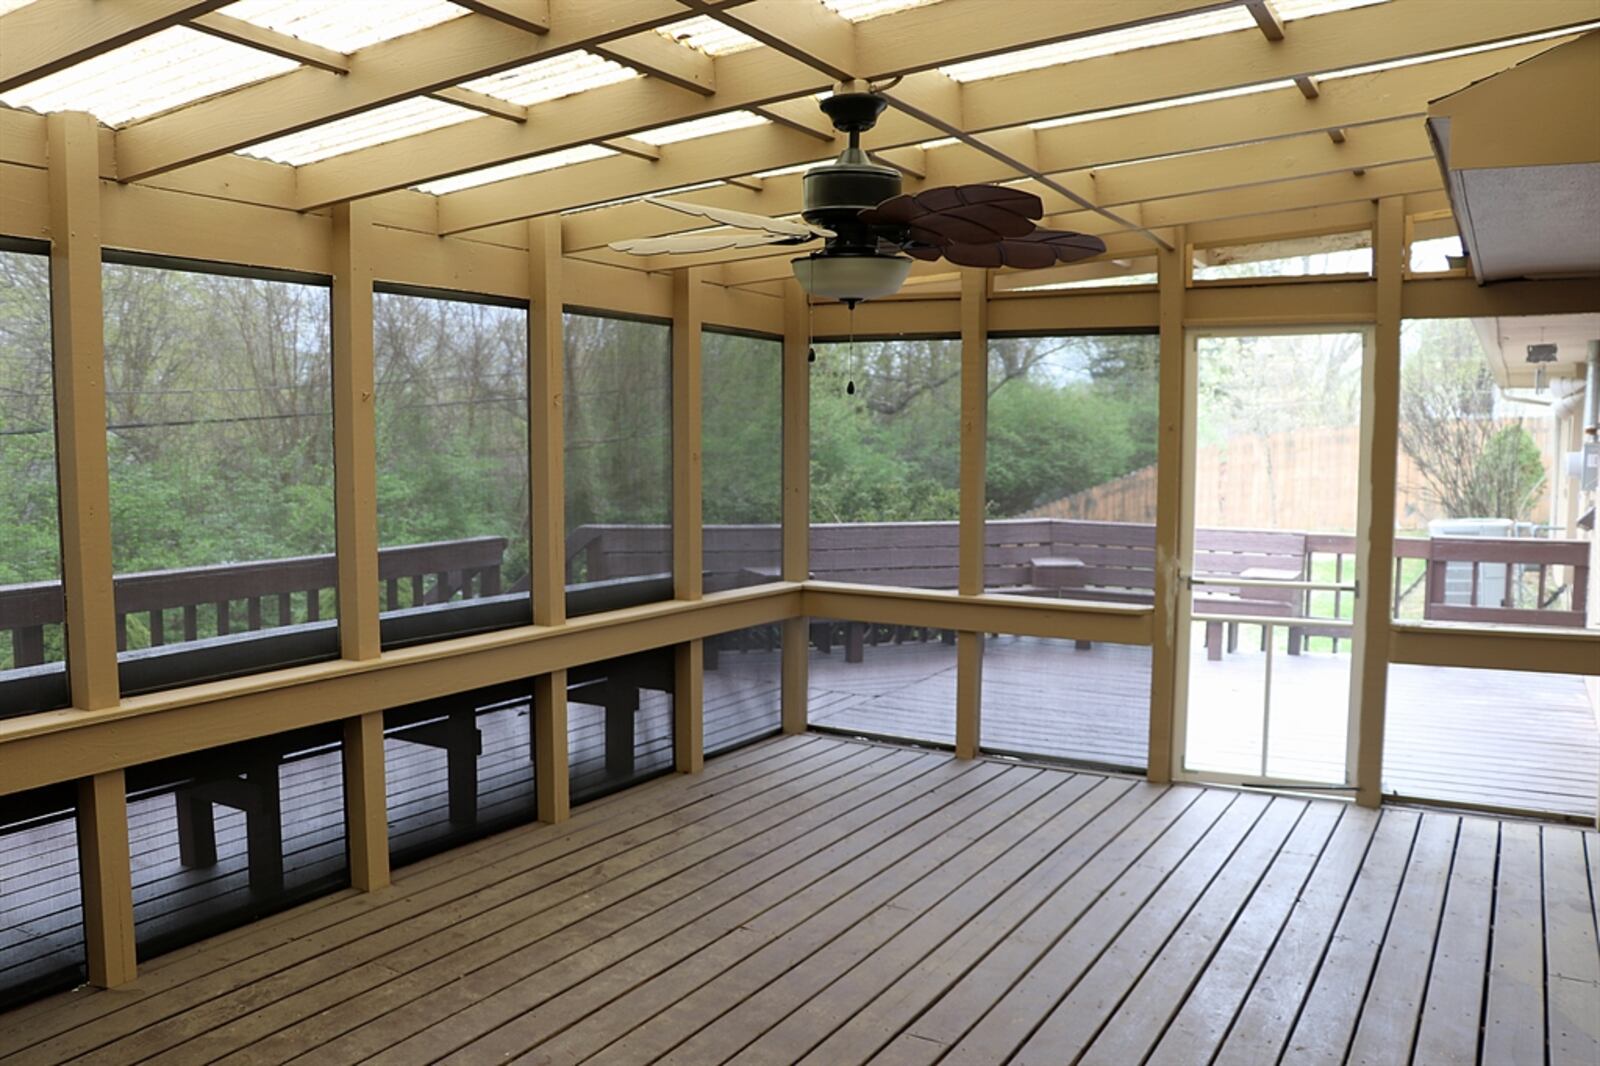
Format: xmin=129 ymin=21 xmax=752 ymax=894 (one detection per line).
xmin=859 ymin=184 xmax=1044 ymax=244
xmin=937 ymin=229 xmax=1107 ymax=269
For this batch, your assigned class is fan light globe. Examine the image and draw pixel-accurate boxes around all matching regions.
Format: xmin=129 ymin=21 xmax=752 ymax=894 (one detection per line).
xmin=791 ymin=253 xmax=912 ymax=304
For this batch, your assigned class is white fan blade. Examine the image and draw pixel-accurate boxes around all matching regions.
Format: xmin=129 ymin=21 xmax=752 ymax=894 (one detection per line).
xmin=609 ymin=230 xmax=814 ymax=256
xmin=648 ymin=197 xmax=833 ymax=239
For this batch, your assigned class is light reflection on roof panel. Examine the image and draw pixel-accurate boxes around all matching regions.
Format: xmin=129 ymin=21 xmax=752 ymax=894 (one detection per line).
xmin=822 ymin=0 xmax=944 ymax=21
xmin=241 ymin=97 xmax=479 ymax=165
xmin=633 ymin=110 xmax=769 ymax=146
xmin=941 ymin=0 xmax=1387 ymax=83
xmin=0 ymin=26 xmax=297 ymax=126
xmin=461 ymin=51 xmax=639 ymax=106
xmin=418 ymin=144 xmax=619 ymax=195
xmin=656 ymin=16 xmax=762 ymax=55
xmin=216 ymin=0 xmax=469 ymax=54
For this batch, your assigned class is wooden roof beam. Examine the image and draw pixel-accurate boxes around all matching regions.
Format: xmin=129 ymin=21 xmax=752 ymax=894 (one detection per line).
xmin=1245 ymin=0 xmax=1285 ymax=42
xmin=280 ymin=0 xmax=1242 ymax=208
xmin=880 ymin=72 xmax=1169 ymax=249
xmin=553 ymin=48 xmax=1546 ymax=253
xmin=1 ymin=0 xmax=230 ymax=92
xmin=681 ymin=0 xmax=861 ymax=81
xmin=113 ymin=0 xmax=728 ymax=180
xmin=422 ymin=5 xmax=1578 ymax=234
xmin=452 ymin=0 xmax=552 ymax=35
xmin=594 ymin=32 xmax=716 ymax=96
xmin=187 ymin=12 xmax=350 ymax=73
xmin=430 ymin=87 xmax=526 ymax=122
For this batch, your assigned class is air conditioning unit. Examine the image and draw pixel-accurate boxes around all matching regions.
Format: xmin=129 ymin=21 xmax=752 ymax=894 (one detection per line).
xmin=1428 ymin=517 xmax=1515 ymax=607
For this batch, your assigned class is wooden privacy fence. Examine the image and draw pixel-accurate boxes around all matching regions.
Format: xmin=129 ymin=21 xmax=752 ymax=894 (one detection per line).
xmin=0 ymin=536 xmax=508 ymax=667
xmin=1034 ymin=419 xmax=1561 ymax=530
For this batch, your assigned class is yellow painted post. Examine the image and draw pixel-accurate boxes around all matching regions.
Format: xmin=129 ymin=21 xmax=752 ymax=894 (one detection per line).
xmin=77 ymin=770 xmax=136 ymax=988
xmin=46 ymin=111 xmax=118 ymax=711
xmin=528 ymin=217 xmax=569 ymax=818
xmin=1353 ymin=196 xmax=1404 ymax=808
xmin=534 ymin=670 xmax=570 ymax=823
xmin=330 ymin=200 xmax=380 ymax=661
xmin=342 ymin=711 xmax=389 ymax=891
xmin=673 ymin=268 xmax=705 ymax=771
xmin=956 ymin=268 xmax=989 ymax=758
xmin=1148 ymin=226 xmax=1188 ymax=783
xmin=781 ymin=279 xmax=810 ymax=734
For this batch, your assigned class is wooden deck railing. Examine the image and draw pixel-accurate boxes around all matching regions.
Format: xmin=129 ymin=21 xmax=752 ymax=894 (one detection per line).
xmin=0 ymin=536 xmax=507 ymax=668
xmin=3 ymin=522 xmax=1588 ymax=670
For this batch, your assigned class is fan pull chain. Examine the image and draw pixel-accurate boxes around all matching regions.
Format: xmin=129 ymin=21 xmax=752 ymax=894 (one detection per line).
xmin=807 ymin=296 xmax=816 ymax=363
xmin=846 ymin=302 xmax=858 ymax=397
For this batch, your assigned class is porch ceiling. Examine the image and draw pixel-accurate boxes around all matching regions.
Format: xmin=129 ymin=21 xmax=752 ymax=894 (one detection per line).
xmin=0 ymin=0 xmax=1597 ymax=274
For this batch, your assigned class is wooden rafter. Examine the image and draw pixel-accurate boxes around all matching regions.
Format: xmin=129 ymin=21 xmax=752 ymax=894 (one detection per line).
xmin=0 ymin=0 xmax=230 ymax=92
xmin=276 ymin=0 xmax=1245 ymax=209
xmin=548 ymin=46 xmax=1526 ymax=257
xmin=418 ymin=3 xmax=1585 ymax=235
xmin=452 ymin=0 xmax=552 ymax=35
xmin=112 ymin=0 xmax=730 ymax=180
xmin=187 ymin=12 xmax=350 ymax=74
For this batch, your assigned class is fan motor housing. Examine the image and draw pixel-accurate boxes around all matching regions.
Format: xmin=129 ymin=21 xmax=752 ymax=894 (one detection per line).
xmin=802 ymin=161 xmax=902 ymax=246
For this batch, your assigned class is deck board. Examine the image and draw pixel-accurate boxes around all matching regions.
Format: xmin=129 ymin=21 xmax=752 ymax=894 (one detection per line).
xmin=3 ymin=735 xmax=1596 ymax=1066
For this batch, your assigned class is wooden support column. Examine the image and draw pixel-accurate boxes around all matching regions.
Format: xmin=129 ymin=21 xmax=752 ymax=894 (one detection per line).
xmin=955 ymin=268 xmax=989 ymax=758
xmin=342 ymin=711 xmax=389 ymax=891
xmin=1352 ymin=197 xmax=1403 ymax=808
xmin=528 ymin=216 xmax=569 ymax=819
xmin=672 ymin=268 xmax=705 ymax=771
xmin=781 ymin=279 xmax=810 ymax=734
xmin=675 ymin=641 xmax=704 ymax=773
xmin=47 ymin=111 xmax=118 ymax=710
xmin=1148 ymin=226 xmax=1188 ymax=783
xmin=331 ymin=200 xmax=379 ymax=661
xmin=534 ymin=670 xmax=569 ymax=822
xmin=77 ymin=770 xmax=136 ymax=988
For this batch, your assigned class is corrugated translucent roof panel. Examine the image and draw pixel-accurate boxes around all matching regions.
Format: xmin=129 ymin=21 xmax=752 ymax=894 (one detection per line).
xmin=241 ymin=97 xmax=479 ymax=165
xmin=0 ymin=27 xmax=297 ymax=126
xmin=633 ymin=110 xmax=769 ymax=146
xmin=461 ymin=51 xmax=639 ymax=106
xmin=418 ymin=144 xmax=619 ymax=195
xmin=1031 ymin=80 xmax=1297 ymax=131
xmin=216 ymin=0 xmax=469 ymax=53
xmin=822 ymin=0 xmax=944 ymax=21
xmin=0 ymin=0 xmax=39 ymax=16
xmin=941 ymin=0 xmax=1388 ymax=82
xmin=656 ymin=16 xmax=762 ymax=56
xmin=1324 ymin=21 xmax=1598 ymax=79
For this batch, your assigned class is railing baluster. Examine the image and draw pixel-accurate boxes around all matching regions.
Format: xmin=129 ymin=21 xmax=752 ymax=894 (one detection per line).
xmin=149 ymin=609 xmax=164 ymax=647
xmin=115 ymin=614 xmax=127 ymax=652
xmin=480 ymin=564 xmax=500 ymax=597
xmin=386 ymin=577 xmax=399 ymax=612
xmin=215 ymin=600 xmax=231 ymax=636
xmin=277 ymin=591 xmax=291 ymax=627
xmin=183 ymin=604 xmax=198 ymax=642
xmin=247 ymin=596 xmax=262 ymax=631
xmin=410 ymin=574 xmax=424 ymax=607
xmin=13 ymin=625 xmax=44 ymax=667
xmin=305 ymin=590 xmax=320 ymax=622
xmin=1536 ymin=564 xmax=1547 ymax=609
xmin=434 ymin=571 xmax=450 ymax=604
xmin=1469 ymin=562 xmax=1479 ymax=607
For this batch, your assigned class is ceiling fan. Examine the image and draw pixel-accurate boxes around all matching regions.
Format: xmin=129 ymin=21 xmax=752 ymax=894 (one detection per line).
xmin=607 ymin=89 xmax=1107 ymax=306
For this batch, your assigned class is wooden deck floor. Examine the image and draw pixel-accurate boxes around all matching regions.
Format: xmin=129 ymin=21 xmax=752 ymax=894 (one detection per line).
xmin=807 ymin=635 xmax=1599 ymax=819
xmin=3 ymin=733 xmax=1595 ymax=1065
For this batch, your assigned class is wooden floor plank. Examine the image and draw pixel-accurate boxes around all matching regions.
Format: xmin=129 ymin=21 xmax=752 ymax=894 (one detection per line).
xmin=137 ymin=746 xmax=930 ymax=1065
xmin=1344 ymin=812 xmax=1460 ymax=1066
xmin=1410 ymin=815 xmax=1498 ymax=1066
xmin=2 ymin=734 xmax=1590 ymax=1066
xmin=789 ymin=782 xmax=1169 ymax=1066
xmin=1013 ymin=795 xmax=1305 ymax=1063
xmin=242 ymin=751 xmax=964 ymax=1064
xmin=415 ymin=762 xmax=1025 ymax=1065
xmin=1088 ymin=799 xmax=1342 ymax=1066
xmin=530 ymin=769 xmax=1078 ymax=1064
xmin=869 ymin=786 xmax=1227 ymax=1064
xmin=12 ymin=738 xmax=868 ymax=1066
xmin=1543 ymin=826 xmax=1600 ymax=1066
xmin=1482 ymin=821 xmax=1547 ymax=1066
xmin=591 ymin=773 xmax=1105 ymax=1064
